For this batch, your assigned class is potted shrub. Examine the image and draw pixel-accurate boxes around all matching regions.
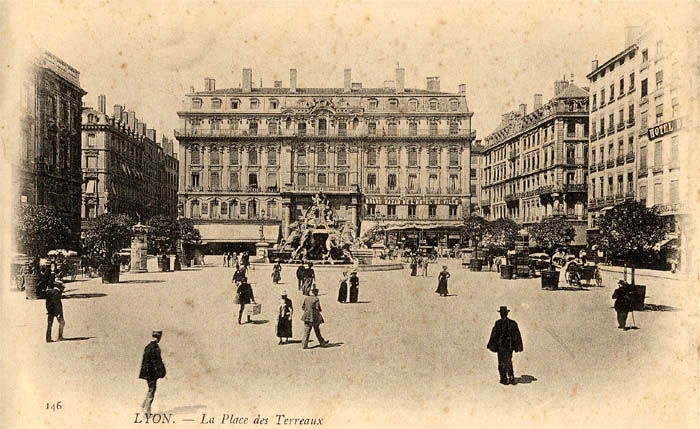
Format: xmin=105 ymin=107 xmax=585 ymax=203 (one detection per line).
xmin=462 ymin=215 xmax=489 ymax=272
xmin=146 ymin=215 xmax=179 ymax=272
xmin=82 ymin=214 xmax=134 ymax=284
xmin=15 ymin=205 xmax=72 ymax=299
xmin=595 ymin=201 xmax=667 ymax=307
xmin=529 ymin=216 xmax=575 ymax=289
xmin=484 ymin=218 xmax=520 ymax=278
xmin=177 ymin=218 xmax=201 ymax=268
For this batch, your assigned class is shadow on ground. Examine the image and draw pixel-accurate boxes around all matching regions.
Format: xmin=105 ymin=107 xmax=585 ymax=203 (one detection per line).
xmin=58 ymin=336 xmax=94 ymax=342
xmin=63 ymin=293 xmax=107 ymax=299
xmin=642 ymin=303 xmax=678 ymax=311
xmin=118 ymin=280 xmax=166 ymax=284
xmin=513 ymin=375 xmax=537 ymax=385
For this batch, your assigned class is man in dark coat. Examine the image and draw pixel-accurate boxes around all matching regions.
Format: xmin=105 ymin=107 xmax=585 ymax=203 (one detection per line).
xmin=139 ymin=331 xmax=166 ymax=414
xmin=301 ymin=286 xmax=329 ymax=349
xmin=612 ymin=280 xmax=634 ymax=329
xmin=487 ymin=306 xmax=523 ymax=385
xmin=45 ymin=281 xmax=65 ymax=342
xmin=296 ymin=262 xmax=306 ymax=292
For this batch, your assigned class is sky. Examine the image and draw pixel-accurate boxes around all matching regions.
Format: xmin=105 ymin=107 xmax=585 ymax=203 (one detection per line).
xmin=5 ymin=0 xmax=698 ymax=146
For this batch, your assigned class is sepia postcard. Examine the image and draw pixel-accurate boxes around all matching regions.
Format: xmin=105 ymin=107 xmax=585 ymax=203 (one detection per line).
xmin=1 ymin=1 xmax=699 ymax=428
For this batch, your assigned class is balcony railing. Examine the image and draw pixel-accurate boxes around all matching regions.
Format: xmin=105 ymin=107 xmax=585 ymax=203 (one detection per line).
xmin=626 ymin=152 xmax=635 ymax=163
xmin=607 ymin=127 xmax=615 ymax=136
xmin=405 ymin=186 xmax=422 ymax=194
xmin=625 ymin=191 xmax=635 ymax=199
xmin=638 ymin=167 xmax=648 ymax=177
xmin=384 ymin=187 xmax=401 ymax=194
xmin=653 ymin=166 xmax=664 ymax=174
xmin=504 ymin=193 xmax=519 ymax=202
xmin=627 ymin=118 xmax=636 ymax=128
xmin=598 ymin=130 xmax=605 ymax=138
xmin=617 ymin=122 xmax=625 ymax=131
xmin=292 ymin=184 xmax=357 ymax=193
xmin=590 ymin=133 xmax=598 ymax=142
xmin=597 ymin=161 xmax=604 ymax=171
xmin=446 ymin=187 xmax=463 ymax=194
xmin=426 ymin=187 xmax=442 ymax=194
xmin=364 ymin=187 xmax=381 ymax=194
xmin=606 ymin=159 xmax=615 ymax=169
xmin=174 ymin=127 xmax=476 ymax=139
xmin=605 ymin=195 xmax=614 ymax=203
xmin=616 ymin=155 xmax=625 ymax=166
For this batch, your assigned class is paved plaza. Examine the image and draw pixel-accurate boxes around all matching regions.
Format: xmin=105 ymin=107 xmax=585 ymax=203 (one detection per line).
xmin=2 ymin=260 xmax=697 ymax=428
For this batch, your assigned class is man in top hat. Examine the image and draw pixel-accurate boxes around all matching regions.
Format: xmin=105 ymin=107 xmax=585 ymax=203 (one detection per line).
xmin=45 ymin=280 xmax=65 ymax=342
xmin=139 ymin=331 xmax=166 ymax=414
xmin=487 ymin=306 xmax=523 ymax=385
xmin=301 ymin=286 xmax=329 ymax=349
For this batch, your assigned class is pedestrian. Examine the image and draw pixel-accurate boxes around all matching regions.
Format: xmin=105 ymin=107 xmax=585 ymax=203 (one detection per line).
xmin=435 ymin=265 xmax=450 ymax=297
xmin=276 ymin=290 xmax=293 ymax=344
xmin=139 ymin=330 xmax=166 ymax=414
xmin=349 ymin=270 xmax=360 ymax=303
xmin=495 ymin=255 xmax=502 ymax=273
xmin=242 ymin=251 xmax=251 ymax=271
xmin=45 ymin=280 xmax=65 ymax=342
xmin=296 ymin=262 xmax=305 ymax=292
xmin=487 ymin=306 xmax=524 ymax=385
xmin=223 ymin=252 xmax=228 ymax=267
xmin=422 ymin=256 xmax=429 ymax=277
xmin=234 ymin=276 xmax=255 ymax=324
xmin=301 ymin=286 xmax=329 ymax=349
xmin=337 ymin=271 xmax=348 ymax=303
xmin=410 ymin=256 xmax=417 ymax=276
xmin=271 ymin=260 xmax=282 ymax=284
xmin=488 ymin=255 xmax=494 ymax=272
xmin=612 ymin=280 xmax=634 ymax=330
xmin=227 ymin=252 xmax=232 ymax=267
xmin=232 ymin=263 xmax=246 ymax=285
xmin=301 ymin=262 xmax=315 ymax=296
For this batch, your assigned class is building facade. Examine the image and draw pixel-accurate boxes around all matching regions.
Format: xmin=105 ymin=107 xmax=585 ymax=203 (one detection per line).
xmin=470 ymin=139 xmax=486 ymax=217
xmin=16 ymin=51 xmax=86 ymax=249
xmin=587 ymin=26 xmax=696 ymax=268
xmin=175 ymin=68 xmax=475 ymax=252
xmin=481 ymin=80 xmax=589 ymax=245
xmin=81 ymin=95 xmax=179 ymax=224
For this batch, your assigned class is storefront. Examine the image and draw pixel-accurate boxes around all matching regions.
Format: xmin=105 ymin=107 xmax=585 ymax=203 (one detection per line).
xmin=360 ymin=220 xmax=464 ymax=251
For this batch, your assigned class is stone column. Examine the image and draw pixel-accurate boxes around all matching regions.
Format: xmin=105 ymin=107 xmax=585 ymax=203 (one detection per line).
xmin=130 ymin=223 xmax=150 ymax=272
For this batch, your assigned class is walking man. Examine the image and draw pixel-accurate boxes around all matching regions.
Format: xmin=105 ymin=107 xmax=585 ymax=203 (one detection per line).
xmin=612 ymin=280 xmax=633 ymax=329
xmin=45 ymin=281 xmax=65 ymax=342
xmin=301 ymin=286 xmax=329 ymax=349
xmin=487 ymin=306 xmax=523 ymax=385
xmin=296 ymin=262 xmax=306 ymax=292
xmin=139 ymin=331 xmax=166 ymax=414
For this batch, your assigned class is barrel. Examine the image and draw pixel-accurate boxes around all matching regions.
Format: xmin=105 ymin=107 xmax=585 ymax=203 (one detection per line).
xmin=24 ymin=274 xmax=44 ymax=300
xmin=101 ymin=264 xmax=120 ymax=284
xmin=500 ymin=265 xmax=514 ymax=279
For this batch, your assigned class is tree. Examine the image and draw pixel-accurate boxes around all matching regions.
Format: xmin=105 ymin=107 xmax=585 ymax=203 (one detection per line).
xmin=82 ymin=213 xmax=134 ymax=265
xmin=462 ymin=215 xmax=489 ymax=260
xmin=529 ymin=216 xmax=575 ymax=266
xmin=595 ymin=201 xmax=667 ymax=285
xmin=176 ymin=218 xmax=201 ymax=259
xmin=15 ymin=204 xmax=73 ymax=257
xmin=484 ymin=218 xmax=520 ymax=251
xmin=146 ymin=215 xmax=179 ymax=255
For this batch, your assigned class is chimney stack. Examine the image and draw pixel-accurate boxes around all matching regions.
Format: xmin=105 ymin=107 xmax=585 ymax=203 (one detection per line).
xmin=242 ymin=68 xmax=252 ymax=92
xmin=140 ymin=122 xmax=147 ymax=136
xmin=98 ymin=94 xmax=106 ymax=114
xmin=344 ymin=69 xmax=351 ymax=93
xmin=426 ymin=76 xmax=440 ymax=92
xmin=147 ymin=129 xmax=156 ymax=142
xmin=591 ymin=59 xmax=598 ymax=72
xmin=554 ymin=79 xmax=570 ymax=96
xmin=290 ymin=68 xmax=297 ymax=93
xmin=519 ymin=103 xmax=527 ymax=117
xmin=274 ymin=80 xmax=282 ymax=88
xmin=204 ymin=78 xmax=216 ymax=92
xmin=534 ymin=93 xmax=543 ymax=110
xmin=458 ymin=84 xmax=466 ymax=94
xmin=113 ymin=105 xmax=123 ymax=121
xmin=190 ymin=86 xmax=195 ymax=93
xmin=396 ymin=67 xmax=405 ymax=93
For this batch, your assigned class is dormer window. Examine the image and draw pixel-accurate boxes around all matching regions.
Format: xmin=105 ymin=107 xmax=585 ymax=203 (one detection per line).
xmin=368 ymin=98 xmax=378 ymax=111
xmin=250 ymin=98 xmax=259 ymax=109
xmin=211 ymin=98 xmax=222 ymax=109
xmin=450 ymin=99 xmax=459 ymax=111
xmin=388 ymin=98 xmax=399 ymax=111
xmin=269 ymin=99 xmax=279 ymax=110
xmin=429 ymin=99 xmax=438 ymax=111
xmin=192 ymin=98 xmax=202 ymax=109
xmin=408 ymin=99 xmax=418 ymax=112
xmin=231 ymin=99 xmax=240 ymax=109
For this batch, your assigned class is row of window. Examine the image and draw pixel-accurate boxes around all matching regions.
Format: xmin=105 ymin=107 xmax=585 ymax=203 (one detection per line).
xmin=591 ymin=135 xmax=635 ymax=164
xmin=366 ymin=204 xmax=459 ymax=218
xmin=190 ymin=198 xmax=278 ymax=219
xmin=591 ymin=104 xmax=635 ymax=136
xmin=192 ymin=97 xmax=461 ymax=112
xmin=591 ymin=177 xmax=679 ymax=205
xmin=366 ymin=173 xmax=461 ymax=191
xmin=592 ymin=72 xmax=636 ymax=110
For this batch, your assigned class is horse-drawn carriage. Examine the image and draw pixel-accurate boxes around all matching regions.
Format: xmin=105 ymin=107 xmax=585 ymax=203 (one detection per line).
xmin=565 ymin=261 xmax=602 ymax=287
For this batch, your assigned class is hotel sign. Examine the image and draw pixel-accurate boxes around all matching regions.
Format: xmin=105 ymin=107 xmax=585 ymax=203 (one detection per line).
xmin=364 ymin=197 xmax=461 ymax=205
xmin=648 ymin=119 xmax=680 ymax=140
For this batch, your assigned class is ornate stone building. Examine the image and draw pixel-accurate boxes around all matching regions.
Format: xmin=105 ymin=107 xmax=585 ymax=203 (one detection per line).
xmin=175 ymin=68 xmax=475 ymax=252
xmin=481 ymin=80 xmax=590 ymax=246
xmin=16 ymin=51 xmax=86 ymax=249
xmin=81 ymin=95 xmax=179 ymax=223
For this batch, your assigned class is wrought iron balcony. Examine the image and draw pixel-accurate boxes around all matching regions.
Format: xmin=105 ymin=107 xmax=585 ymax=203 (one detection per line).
xmin=606 ymin=159 xmax=615 ymax=168
xmin=616 ymin=155 xmax=625 ymax=166
xmin=446 ymin=187 xmax=463 ymax=194
xmin=627 ymin=118 xmax=636 ymax=128
xmin=364 ymin=187 xmax=381 ymax=194
xmin=384 ymin=187 xmax=401 ymax=194
xmin=607 ymin=127 xmax=615 ymax=136
xmin=617 ymin=122 xmax=625 ymax=131
xmin=504 ymin=193 xmax=519 ymax=202
xmin=405 ymin=186 xmax=422 ymax=194
xmin=426 ymin=187 xmax=442 ymax=194
xmin=291 ymin=184 xmax=358 ymax=193
xmin=597 ymin=162 xmax=604 ymax=171
xmin=626 ymin=152 xmax=635 ymax=163
xmin=605 ymin=195 xmax=614 ymax=203
xmin=638 ymin=167 xmax=648 ymax=177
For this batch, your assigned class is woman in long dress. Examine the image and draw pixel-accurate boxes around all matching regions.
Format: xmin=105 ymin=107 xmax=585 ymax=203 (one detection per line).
xmin=436 ymin=265 xmax=450 ymax=297
xmin=271 ymin=260 xmax=282 ymax=284
xmin=234 ymin=277 xmax=255 ymax=324
xmin=410 ymin=256 xmax=418 ymax=276
xmin=337 ymin=272 xmax=348 ymax=303
xmin=276 ymin=291 xmax=293 ymax=344
xmin=349 ymin=271 xmax=360 ymax=303
xmin=301 ymin=262 xmax=315 ymax=295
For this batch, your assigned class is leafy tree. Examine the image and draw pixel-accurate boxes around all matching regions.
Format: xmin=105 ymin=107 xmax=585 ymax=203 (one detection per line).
xmin=176 ymin=217 xmax=201 ymax=259
xmin=146 ymin=215 xmax=179 ymax=255
xmin=595 ymin=201 xmax=667 ymax=284
xmin=82 ymin=213 xmax=134 ymax=265
xmin=484 ymin=218 xmax=520 ymax=251
xmin=15 ymin=204 xmax=73 ymax=257
xmin=462 ymin=215 xmax=489 ymax=261
xmin=529 ymin=216 xmax=575 ymax=267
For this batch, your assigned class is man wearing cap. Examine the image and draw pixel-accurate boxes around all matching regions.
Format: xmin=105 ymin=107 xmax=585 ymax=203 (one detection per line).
xmin=301 ymin=286 xmax=329 ymax=349
xmin=139 ymin=331 xmax=166 ymax=414
xmin=487 ymin=306 xmax=524 ymax=385
xmin=45 ymin=280 xmax=65 ymax=342
xmin=612 ymin=280 xmax=634 ymax=329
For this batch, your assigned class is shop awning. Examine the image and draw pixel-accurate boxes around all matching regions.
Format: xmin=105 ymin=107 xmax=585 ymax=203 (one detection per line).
xmin=197 ymin=223 xmax=280 ymax=244
xmin=360 ymin=220 xmax=463 ymax=237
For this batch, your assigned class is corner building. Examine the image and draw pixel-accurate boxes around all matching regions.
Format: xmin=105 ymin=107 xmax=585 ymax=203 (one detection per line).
xmin=175 ymin=68 xmax=475 ymax=252
xmin=481 ymin=80 xmax=590 ymax=246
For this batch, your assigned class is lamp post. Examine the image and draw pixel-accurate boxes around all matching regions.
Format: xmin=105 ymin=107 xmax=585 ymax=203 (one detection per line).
xmin=256 ymin=209 xmax=269 ymax=259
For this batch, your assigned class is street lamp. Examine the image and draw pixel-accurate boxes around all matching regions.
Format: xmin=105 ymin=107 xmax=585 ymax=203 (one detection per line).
xmin=259 ymin=209 xmax=266 ymax=241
